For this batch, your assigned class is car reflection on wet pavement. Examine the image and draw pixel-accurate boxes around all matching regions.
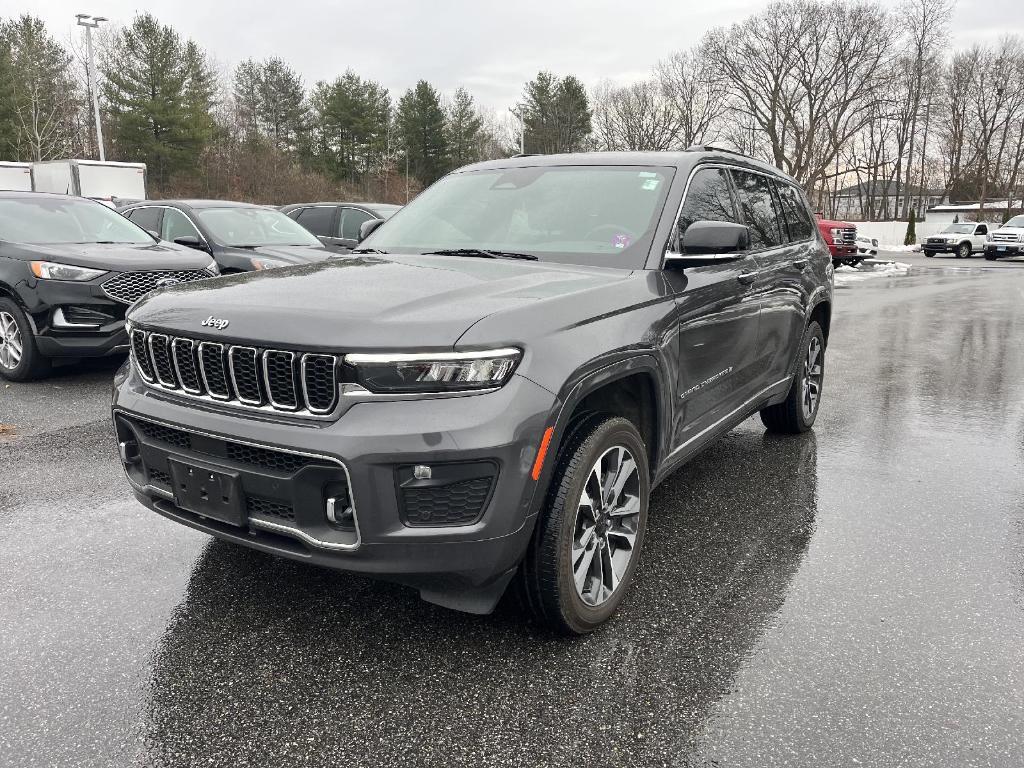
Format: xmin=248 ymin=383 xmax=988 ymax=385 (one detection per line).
xmin=1 ymin=266 xmax=1023 ymax=767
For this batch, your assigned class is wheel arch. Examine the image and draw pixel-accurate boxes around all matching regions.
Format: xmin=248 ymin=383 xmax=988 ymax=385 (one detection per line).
xmin=541 ymin=356 xmax=668 ymax=492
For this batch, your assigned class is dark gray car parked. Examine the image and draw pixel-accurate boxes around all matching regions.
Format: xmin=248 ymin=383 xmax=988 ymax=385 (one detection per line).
xmin=112 ymin=149 xmax=833 ymax=633
xmin=119 ymin=199 xmax=332 ymax=273
xmin=280 ymin=202 xmax=402 ymax=252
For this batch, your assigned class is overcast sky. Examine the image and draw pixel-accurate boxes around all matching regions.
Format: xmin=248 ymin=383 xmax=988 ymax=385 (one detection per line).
xmin=24 ymin=0 xmax=1019 ymax=114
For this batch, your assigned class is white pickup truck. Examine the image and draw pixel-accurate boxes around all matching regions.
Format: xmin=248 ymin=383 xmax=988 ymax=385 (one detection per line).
xmin=922 ymin=222 xmax=991 ymax=258
xmin=984 ymin=215 xmax=1024 ymax=260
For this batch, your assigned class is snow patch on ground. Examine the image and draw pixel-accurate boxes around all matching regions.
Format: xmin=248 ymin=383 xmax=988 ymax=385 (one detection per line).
xmin=834 ymin=260 xmax=912 ymax=285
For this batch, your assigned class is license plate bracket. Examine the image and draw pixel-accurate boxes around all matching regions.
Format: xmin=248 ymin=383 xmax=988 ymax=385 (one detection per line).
xmin=168 ymin=457 xmax=245 ymax=527
xmin=997 ymin=245 xmax=1006 ymax=251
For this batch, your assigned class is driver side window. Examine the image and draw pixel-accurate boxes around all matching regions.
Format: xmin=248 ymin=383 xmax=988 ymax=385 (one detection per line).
xmin=674 ymin=168 xmax=738 ymax=250
xmin=162 ymin=208 xmax=201 ymax=242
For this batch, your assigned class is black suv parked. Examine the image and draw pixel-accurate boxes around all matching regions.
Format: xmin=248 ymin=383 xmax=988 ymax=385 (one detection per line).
xmin=0 ymin=192 xmax=216 ymax=381
xmin=119 ymin=200 xmax=332 ymax=272
xmin=280 ymin=202 xmax=402 ymax=252
xmin=112 ymin=150 xmax=833 ymax=633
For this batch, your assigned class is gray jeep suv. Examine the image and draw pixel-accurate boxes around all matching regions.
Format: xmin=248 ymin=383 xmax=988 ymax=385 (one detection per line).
xmin=112 ymin=149 xmax=833 ymax=633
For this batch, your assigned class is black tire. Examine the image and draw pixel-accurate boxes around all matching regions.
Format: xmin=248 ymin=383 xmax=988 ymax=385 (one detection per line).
xmin=849 ymin=258 xmax=863 ymax=267
xmin=518 ymin=415 xmax=650 ymax=634
xmin=760 ymin=320 xmax=824 ymax=434
xmin=0 ymin=297 xmax=49 ymax=382
xmin=924 ymin=251 xmax=934 ymax=258
xmin=957 ymin=242 xmax=970 ymax=259
xmin=985 ymin=253 xmax=998 ymax=261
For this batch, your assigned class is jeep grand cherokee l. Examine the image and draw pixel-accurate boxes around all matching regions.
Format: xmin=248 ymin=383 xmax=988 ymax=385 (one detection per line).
xmin=0 ymin=192 xmax=217 ymax=381
xmin=112 ymin=149 xmax=833 ymax=634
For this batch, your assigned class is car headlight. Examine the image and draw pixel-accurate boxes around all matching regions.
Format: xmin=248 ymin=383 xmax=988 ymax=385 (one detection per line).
xmin=30 ymin=261 xmax=107 ymax=281
xmin=250 ymin=257 xmax=289 ymax=270
xmin=829 ymin=227 xmax=844 ymax=241
xmin=346 ymin=348 xmax=521 ymax=393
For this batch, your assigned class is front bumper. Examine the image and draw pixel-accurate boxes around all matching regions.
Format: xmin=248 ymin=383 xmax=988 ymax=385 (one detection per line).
xmin=985 ymin=243 xmax=1023 ymax=256
xmin=923 ymin=242 xmax=967 ymax=255
xmin=17 ymin=275 xmax=129 ymax=358
xmin=828 ymin=244 xmax=859 ymax=262
xmin=111 ymin=363 xmax=558 ymax=612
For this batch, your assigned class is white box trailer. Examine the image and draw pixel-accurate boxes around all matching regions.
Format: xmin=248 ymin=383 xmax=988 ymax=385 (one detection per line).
xmin=0 ymin=161 xmax=33 ymax=192
xmin=31 ymin=159 xmax=147 ymax=206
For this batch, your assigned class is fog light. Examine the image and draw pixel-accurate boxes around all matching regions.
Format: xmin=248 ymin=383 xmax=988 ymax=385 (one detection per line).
xmin=413 ymin=464 xmax=432 ymax=480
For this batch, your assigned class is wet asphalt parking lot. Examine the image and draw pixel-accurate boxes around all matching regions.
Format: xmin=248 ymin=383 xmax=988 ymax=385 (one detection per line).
xmin=2 ymin=260 xmax=1024 ymax=767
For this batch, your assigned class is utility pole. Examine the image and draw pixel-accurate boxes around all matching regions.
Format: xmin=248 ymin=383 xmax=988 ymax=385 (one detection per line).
xmin=76 ymin=14 xmax=107 ymax=161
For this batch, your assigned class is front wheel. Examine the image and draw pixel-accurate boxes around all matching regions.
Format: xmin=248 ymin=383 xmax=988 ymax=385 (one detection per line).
xmin=760 ymin=321 xmax=824 ymax=434
xmin=957 ymin=242 xmax=971 ymax=259
xmin=0 ymin=298 xmax=49 ymax=382
xmin=519 ymin=416 xmax=650 ymax=634
xmin=985 ymin=253 xmax=998 ymax=261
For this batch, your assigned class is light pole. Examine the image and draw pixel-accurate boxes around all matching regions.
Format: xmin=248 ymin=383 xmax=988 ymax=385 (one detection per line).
xmin=76 ymin=13 xmax=107 ymax=161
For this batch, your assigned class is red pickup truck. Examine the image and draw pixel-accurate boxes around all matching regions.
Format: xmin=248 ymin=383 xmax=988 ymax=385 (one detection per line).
xmin=815 ymin=214 xmax=860 ymax=266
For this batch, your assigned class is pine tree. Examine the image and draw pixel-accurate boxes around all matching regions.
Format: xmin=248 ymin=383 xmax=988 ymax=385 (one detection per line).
xmin=445 ymin=87 xmax=483 ymax=169
xmin=233 ymin=59 xmax=262 ymax=145
xmin=259 ymin=58 xmax=307 ymax=153
xmin=309 ymin=70 xmax=391 ymax=185
xmin=0 ymin=15 xmax=79 ymax=161
xmin=102 ymin=13 xmax=216 ymax=188
xmin=396 ymin=80 xmax=448 ymax=187
xmin=904 ymin=208 xmax=917 ymax=246
xmin=519 ymin=71 xmax=592 ymax=154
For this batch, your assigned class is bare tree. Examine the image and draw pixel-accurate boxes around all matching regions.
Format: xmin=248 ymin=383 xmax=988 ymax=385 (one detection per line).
xmin=703 ymin=0 xmax=895 ymax=202
xmin=591 ymin=79 xmax=681 ymax=151
xmin=654 ymin=48 xmax=727 ymax=147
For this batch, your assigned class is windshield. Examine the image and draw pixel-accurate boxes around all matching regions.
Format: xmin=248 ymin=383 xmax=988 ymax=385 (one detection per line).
xmin=0 ymin=196 xmax=154 ymax=245
xmin=363 ymin=165 xmax=674 ymax=268
xmin=942 ymin=224 xmax=976 ymax=234
xmin=195 ymin=206 xmax=322 ymax=247
xmin=1004 ymin=215 xmax=1024 ymax=228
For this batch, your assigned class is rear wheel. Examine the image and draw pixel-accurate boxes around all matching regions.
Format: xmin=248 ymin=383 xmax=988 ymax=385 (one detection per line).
xmin=0 ymin=298 xmax=49 ymax=382
xmin=519 ymin=416 xmax=649 ymax=634
xmin=760 ymin=321 xmax=824 ymax=434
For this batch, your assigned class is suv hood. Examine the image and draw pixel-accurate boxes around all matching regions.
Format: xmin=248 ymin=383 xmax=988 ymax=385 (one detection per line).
xmin=129 ymin=254 xmax=634 ymax=350
xmin=219 ymin=244 xmax=331 ymax=265
xmin=1 ymin=240 xmax=213 ymax=271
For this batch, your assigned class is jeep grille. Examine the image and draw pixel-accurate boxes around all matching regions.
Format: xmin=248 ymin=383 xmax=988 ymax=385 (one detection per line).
xmin=129 ymin=328 xmax=340 ymax=416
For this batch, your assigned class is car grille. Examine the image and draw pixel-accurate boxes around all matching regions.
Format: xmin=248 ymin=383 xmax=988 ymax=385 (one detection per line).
xmin=129 ymin=327 xmax=340 ymax=416
xmin=102 ymin=270 xmax=212 ymax=304
xmin=926 ymin=237 xmax=946 ymax=244
xmin=991 ymin=232 xmax=1021 ymax=243
xmin=840 ymin=228 xmax=856 ymax=244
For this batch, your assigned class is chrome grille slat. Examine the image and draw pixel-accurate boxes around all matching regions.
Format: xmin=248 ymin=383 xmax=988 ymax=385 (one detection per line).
xmin=229 ymin=347 xmax=263 ymax=405
xmin=129 ymin=329 xmax=340 ymax=417
xmin=171 ymin=338 xmax=202 ymax=394
xmin=263 ymin=350 xmax=298 ymax=410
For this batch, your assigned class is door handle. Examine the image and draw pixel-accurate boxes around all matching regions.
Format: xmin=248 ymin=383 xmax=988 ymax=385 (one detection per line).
xmin=792 ymin=259 xmax=808 ymax=270
xmin=737 ymin=272 xmax=757 ymax=285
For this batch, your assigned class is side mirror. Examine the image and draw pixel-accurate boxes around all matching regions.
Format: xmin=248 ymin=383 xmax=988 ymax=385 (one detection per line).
xmin=174 ymin=235 xmax=208 ymax=252
xmin=665 ymin=221 xmax=750 ymax=268
xmin=358 ymin=218 xmax=385 ymax=243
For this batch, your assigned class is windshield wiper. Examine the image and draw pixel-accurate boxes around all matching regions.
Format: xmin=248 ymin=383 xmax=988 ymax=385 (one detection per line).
xmin=351 ymin=247 xmax=388 ymax=254
xmin=422 ymin=248 xmax=538 ymax=261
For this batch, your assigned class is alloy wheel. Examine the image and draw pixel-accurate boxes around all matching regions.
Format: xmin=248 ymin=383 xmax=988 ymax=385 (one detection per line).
xmin=801 ymin=335 xmax=823 ymax=421
xmin=0 ymin=311 xmax=23 ymax=371
xmin=571 ymin=445 xmax=641 ymax=607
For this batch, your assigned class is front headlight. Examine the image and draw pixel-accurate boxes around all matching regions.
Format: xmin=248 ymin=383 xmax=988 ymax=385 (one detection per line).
xmin=829 ymin=227 xmax=844 ymax=242
xmin=30 ymin=261 xmax=107 ymax=281
xmin=346 ymin=348 xmax=521 ymax=394
xmin=250 ymin=257 xmax=289 ymax=271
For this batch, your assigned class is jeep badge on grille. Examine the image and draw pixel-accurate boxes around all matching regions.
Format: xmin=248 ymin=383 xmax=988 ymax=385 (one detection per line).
xmin=201 ymin=316 xmax=230 ymax=330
